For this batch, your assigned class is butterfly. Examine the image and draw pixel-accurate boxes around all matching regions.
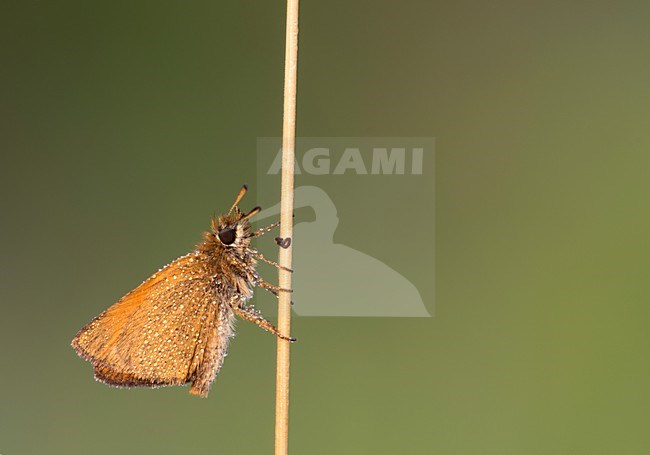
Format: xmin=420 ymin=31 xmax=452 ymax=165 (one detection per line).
xmin=71 ymin=185 xmax=294 ymax=397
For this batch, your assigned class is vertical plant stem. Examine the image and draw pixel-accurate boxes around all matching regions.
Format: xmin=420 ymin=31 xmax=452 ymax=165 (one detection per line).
xmin=275 ymin=0 xmax=299 ymax=454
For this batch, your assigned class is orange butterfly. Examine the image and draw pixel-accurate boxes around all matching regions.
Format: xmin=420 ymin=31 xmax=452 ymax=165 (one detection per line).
xmin=72 ymin=185 xmax=294 ymax=397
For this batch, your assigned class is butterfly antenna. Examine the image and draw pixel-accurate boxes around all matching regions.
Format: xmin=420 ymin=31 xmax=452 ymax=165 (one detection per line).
xmin=239 ymin=206 xmax=261 ymax=222
xmin=229 ymin=184 xmax=248 ymax=215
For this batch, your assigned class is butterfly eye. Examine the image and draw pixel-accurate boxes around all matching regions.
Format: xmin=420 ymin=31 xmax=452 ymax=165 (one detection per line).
xmin=217 ymin=227 xmax=237 ymax=245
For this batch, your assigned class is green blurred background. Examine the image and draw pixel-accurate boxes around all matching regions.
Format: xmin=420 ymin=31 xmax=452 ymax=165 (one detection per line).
xmin=1 ymin=0 xmax=649 ymax=453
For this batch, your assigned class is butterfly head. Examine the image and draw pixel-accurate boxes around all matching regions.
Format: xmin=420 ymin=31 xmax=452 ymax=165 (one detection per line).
xmin=209 ymin=185 xmax=260 ymax=249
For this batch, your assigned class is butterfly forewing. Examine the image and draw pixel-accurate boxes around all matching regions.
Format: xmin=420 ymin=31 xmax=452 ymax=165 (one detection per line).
xmin=72 ymin=252 xmax=225 ymax=391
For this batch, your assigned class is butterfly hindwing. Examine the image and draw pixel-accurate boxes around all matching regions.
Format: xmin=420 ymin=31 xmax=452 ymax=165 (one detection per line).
xmin=72 ymin=252 xmax=230 ymax=393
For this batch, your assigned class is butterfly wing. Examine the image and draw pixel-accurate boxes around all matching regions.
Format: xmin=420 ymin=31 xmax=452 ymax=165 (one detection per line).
xmin=72 ymin=252 xmax=235 ymax=396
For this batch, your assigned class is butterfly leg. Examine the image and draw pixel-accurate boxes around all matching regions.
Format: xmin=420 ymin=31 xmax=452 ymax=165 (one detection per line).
xmin=257 ymin=279 xmax=292 ymax=294
xmin=248 ymin=213 xmax=295 ymax=238
xmin=233 ymin=304 xmax=296 ymax=342
xmin=250 ymin=250 xmax=293 ymax=272
xmin=256 ymin=279 xmax=295 ymax=305
xmin=249 ymin=221 xmax=280 ymax=238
